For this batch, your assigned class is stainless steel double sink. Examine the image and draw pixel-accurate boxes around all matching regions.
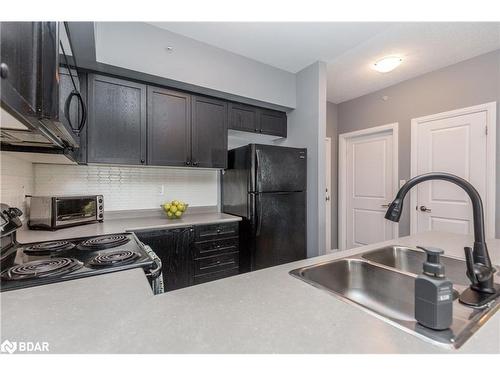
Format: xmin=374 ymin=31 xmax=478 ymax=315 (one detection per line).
xmin=290 ymin=246 xmax=500 ymax=349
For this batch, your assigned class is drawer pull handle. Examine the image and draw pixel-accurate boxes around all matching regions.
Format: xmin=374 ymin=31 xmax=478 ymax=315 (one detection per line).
xmin=200 ymin=260 xmax=235 ymax=270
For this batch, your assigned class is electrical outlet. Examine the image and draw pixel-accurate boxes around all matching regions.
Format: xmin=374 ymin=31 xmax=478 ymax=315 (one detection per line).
xmin=158 ymin=185 xmax=165 ymax=196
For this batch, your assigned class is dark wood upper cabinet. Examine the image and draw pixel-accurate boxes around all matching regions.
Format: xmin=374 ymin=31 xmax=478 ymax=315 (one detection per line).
xmin=228 ymin=102 xmax=258 ymax=132
xmin=191 ymin=96 xmax=228 ymax=169
xmin=228 ymin=102 xmax=287 ymax=137
xmin=83 ymin=72 xmax=287 ymax=168
xmin=258 ymin=108 xmax=287 ymax=137
xmin=147 ymin=86 xmax=191 ymax=167
xmin=87 ymin=74 xmax=147 ymax=165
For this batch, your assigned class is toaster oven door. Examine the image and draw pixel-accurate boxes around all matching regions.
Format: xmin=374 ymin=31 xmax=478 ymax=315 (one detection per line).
xmin=55 ymin=197 xmax=98 ymax=227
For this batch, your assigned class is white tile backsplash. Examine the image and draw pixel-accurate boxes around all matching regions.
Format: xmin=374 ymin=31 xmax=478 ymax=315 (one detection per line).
xmin=0 ymin=152 xmax=35 ymax=218
xmin=33 ymin=164 xmax=219 ymax=211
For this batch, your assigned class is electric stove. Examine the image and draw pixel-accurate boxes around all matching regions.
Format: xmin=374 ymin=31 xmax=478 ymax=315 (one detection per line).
xmin=0 ymin=204 xmax=162 ymax=293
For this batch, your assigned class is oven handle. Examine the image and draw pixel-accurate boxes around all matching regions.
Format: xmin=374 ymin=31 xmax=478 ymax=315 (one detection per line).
xmin=142 ymin=244 xmax=162 ymax=279
xmin=145 ymin=256 xmax=162 ymax=280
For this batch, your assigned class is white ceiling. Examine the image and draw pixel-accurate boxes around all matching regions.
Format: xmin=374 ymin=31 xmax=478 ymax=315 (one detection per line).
xmin=149 ymin=22 xmax=500 ymax=103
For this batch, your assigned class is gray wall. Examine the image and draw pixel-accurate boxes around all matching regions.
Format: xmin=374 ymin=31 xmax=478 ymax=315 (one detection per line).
xmin=337 ymin=50 xmax=500 ymax=238
xmin=94 ymin=22 xmax=296 ymax=108
xmin=284 ymin=61 xmax=328 ymax=257
xmin=326 ymin=102 xmax=338 ymax=249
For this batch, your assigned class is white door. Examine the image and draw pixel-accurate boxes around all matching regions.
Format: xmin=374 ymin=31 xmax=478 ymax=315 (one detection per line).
xmin=325 ymin=138 xmax=332 ymax=252
xmin=412 ymin=110 xmax=489 ymax=235
xmin=344 ymin=129 xmax=397 ymax=249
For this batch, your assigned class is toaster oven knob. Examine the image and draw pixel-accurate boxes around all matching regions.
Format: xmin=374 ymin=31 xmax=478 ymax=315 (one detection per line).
xmin=98 ymin=213 xmax=103 ymax=218
xmin=99 ymin=205 xmax=103 ymax=210
xmin=0 ymin=63 xmax=9 ymax=79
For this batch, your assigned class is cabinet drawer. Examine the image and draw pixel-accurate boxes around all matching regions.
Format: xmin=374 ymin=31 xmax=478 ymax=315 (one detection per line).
xmin=193 ymin=238 xmax=239 ymax=259
xmin=194 ymin=252 xmax=239 ymax=276
xmin=195 ymin=222 xmax=238 ymax=241
xmin=193 ymin=267 xmax=239 ymax=285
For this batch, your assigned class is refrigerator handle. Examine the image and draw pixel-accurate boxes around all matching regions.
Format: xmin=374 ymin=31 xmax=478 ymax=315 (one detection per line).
xmin=249 ymin=193 xmax=256 ymax=225
xmin=255 ymin=148 xmax=260 ymax=192
xmin=255 ymin=148 xmax=260 ymax=171
xmin=256 ymin=195 xmax=263 ymax=237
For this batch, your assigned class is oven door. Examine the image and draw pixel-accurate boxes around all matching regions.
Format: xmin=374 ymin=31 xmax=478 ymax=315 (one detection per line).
xmin=54 ymin=197 xmax=98 ymax=228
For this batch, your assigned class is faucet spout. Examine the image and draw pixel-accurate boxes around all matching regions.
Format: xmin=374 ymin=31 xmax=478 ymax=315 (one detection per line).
xmin=385 ymin=172 xmax=498 ymax=306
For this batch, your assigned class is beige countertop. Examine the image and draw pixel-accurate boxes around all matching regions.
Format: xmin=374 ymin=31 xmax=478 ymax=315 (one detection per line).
xmin=1 ymin=231 xmax=499 ymax=354
xmin=16 ymin=209 xmax=241 ymax=243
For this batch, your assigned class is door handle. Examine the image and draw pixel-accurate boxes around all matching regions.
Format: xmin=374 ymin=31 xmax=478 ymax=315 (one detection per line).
xmin=419 ymin=205 xmax=432 ymax=213
xmin=380 ymin=204 xmax=390 ymax=208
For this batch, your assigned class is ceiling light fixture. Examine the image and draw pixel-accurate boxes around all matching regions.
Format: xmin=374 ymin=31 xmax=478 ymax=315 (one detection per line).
xmin=372 ymin=56 xmax=403 ymax=73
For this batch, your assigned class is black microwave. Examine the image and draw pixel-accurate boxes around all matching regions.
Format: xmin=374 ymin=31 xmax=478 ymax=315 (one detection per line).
xmin=28 ymin=195 xmax=104 ymax=230
xmin=0 ymin=22 xmax=86 ymax=153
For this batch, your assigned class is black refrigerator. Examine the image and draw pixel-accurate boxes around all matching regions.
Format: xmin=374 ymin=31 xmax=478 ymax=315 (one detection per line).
xmin=222 ymin=144 xmax=307 ymax=272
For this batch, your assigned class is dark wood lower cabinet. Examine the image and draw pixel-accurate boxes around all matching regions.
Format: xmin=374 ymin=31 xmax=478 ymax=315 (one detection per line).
xmin=135 ymin=227 xmax=194 ymax=292
xmin=134 ymin=222 xmax=239 ymax=293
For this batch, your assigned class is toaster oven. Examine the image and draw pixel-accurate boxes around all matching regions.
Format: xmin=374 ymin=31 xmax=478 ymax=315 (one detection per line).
xmin=28 ymin=195 xmax=103 ymax=230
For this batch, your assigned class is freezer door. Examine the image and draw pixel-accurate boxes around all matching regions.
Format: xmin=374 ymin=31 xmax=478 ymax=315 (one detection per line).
xmin=254 ymin=145 xmax=306 ymax=193
xmin=253 ymin=191 xmax=306 ymax=270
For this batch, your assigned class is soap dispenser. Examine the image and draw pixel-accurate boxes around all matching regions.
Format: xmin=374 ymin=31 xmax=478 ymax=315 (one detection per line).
xmin=414 ymin=246 xmax=453 ymax=330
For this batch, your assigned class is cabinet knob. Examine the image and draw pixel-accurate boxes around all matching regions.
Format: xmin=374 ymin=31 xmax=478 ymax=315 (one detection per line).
xmin=140 ymin=159 xmax=145 ymax=164
xmin=192 ymin=161 xmax=198 ymax=167
xmin=186 ymin=161 xmax=191 ymax=166
xmin=0 ymin=63 xmax=9 ymax=79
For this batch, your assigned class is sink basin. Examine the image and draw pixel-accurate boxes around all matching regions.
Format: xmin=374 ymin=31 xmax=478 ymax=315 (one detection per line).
xmin=290 ymin=249 xmax=500 ymax=349
xmin=361 ymin=246 xmax=472 ymax=286
xmin=291 ymin=259 xmax=415 ymax=321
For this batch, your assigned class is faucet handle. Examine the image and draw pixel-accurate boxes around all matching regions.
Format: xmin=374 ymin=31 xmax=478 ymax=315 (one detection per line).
xmin=464 ymin=247 xmax=479 ymax=284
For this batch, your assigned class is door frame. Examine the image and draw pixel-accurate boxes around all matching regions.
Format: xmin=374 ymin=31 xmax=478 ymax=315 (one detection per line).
xmin=325 ymin=137 xmax=332 ymax=252
xmin=338 ymin=123 xmax=399 ymax=251
xmin=410 ymin=102 xmax=497 ymax=238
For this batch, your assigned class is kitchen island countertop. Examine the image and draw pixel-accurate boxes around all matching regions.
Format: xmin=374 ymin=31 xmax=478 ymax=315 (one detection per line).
xmin=1 ymin=231 xmax=499 ymax=354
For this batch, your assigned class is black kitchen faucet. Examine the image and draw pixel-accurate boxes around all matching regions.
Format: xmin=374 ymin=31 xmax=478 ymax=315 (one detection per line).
xmin=384 ymin=172 xmax=499 ymax=307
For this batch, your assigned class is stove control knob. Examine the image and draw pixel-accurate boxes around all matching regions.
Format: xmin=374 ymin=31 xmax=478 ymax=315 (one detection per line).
xmin=8 ymin=207 xmax=23 ymax=218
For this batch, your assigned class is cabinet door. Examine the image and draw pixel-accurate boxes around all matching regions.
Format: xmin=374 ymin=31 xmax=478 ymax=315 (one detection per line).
xmin=135 ymin=227 xmax=194 ymax=292
xmin=87 ymin=74 xmax=147 ymax=164
xmin=191 ymin=96 xmax=228 ymax=168
xmin=147 ymin=86 xmax=191 ymax=166
xmin=59 ymin=67 xmax=86 ymax=163
xmin=228 ymin=102 xmax=258 ymax=132
xmin=258 ymin=109 xmax=287 ymax=137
